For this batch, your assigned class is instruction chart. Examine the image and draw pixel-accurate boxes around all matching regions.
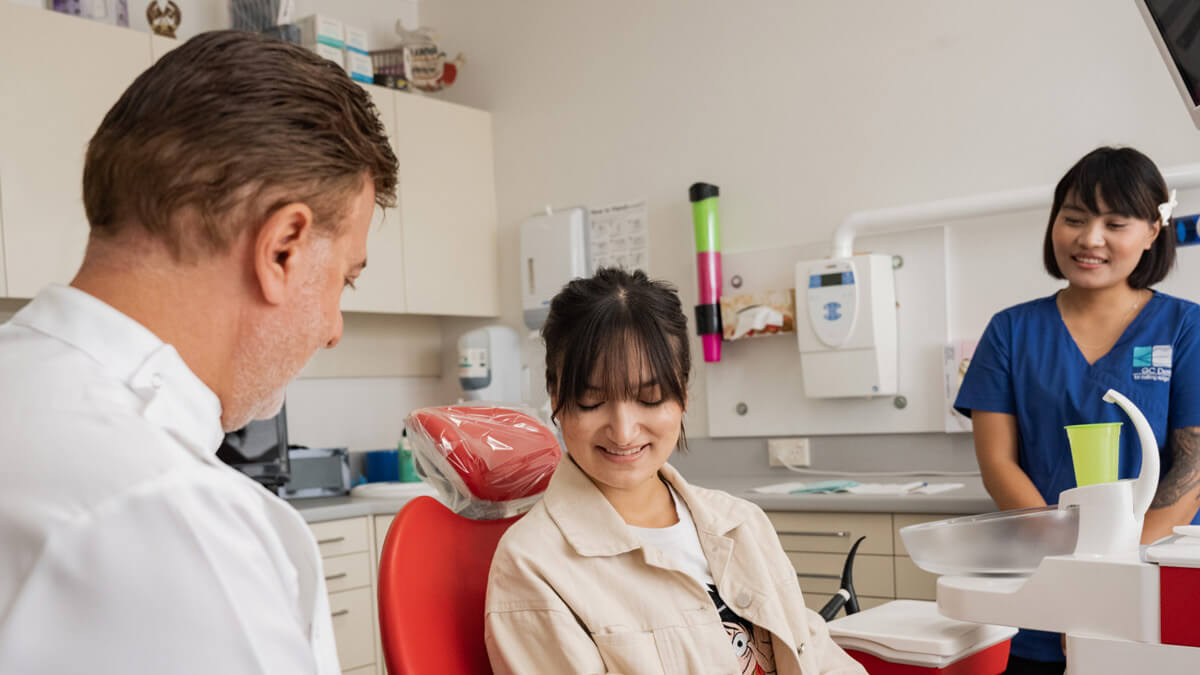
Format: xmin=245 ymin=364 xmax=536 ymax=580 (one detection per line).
xmin=589 ymin=200 xmax=649 ymax=273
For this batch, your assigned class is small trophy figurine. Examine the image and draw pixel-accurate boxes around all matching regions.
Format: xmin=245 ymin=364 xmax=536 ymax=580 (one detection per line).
xmin=146 ymin=0 xmax=181 ymax=38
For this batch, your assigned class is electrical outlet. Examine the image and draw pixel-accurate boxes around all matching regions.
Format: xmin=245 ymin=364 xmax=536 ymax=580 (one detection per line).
xmin=768 ymin=437 xmax=811 ymax=467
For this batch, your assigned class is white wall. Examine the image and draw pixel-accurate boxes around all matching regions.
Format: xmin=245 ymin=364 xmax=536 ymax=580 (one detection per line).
xmin=285 ymin=375 xmax=443 ymax=450
xmin=421 ymin=0 xmax=1200 ymax=438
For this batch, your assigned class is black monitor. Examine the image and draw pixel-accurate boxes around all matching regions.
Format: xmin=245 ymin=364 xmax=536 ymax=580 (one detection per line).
xmin=1138 ymin=0 xmax=1200 ymax=129
xmin=216 ymin=405 xmax=291 ymax=489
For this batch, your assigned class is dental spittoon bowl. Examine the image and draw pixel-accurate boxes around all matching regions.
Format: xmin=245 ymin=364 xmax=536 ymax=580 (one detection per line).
xmin=900 ymin=505 xmax=1080 ymax=576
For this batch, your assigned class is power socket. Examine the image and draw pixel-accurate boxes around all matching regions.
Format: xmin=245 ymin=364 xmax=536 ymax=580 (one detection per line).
xmin=767 ymin=437 xmax=811 ymax=467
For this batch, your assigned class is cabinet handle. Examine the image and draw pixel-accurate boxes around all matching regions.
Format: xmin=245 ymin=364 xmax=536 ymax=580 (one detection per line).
xmin=317 ymin=536 xmax=346 ymax=545
xmin=324 ymin=572 xmax=348 ymax=581
xmin=796 ymin=573 xmax=842 ymax=580
xmin=331 ymin=609 xmax=350 ymax=618
xmin=778 ymin=530 xmax=849 ymax=538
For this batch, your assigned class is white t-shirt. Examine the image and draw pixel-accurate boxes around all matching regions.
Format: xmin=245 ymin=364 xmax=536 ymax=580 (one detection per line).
xmin=630 ymin=483 xmax=778 ymax=674
xmin=629 ymin=483 xmax=715 ymax=587
xmin=0 ymin=285 xmax=340 ymax=674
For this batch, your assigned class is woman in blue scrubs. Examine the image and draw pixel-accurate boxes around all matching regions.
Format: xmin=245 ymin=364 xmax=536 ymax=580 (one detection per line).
xmin=955 ymin=147 xmax=1200 ymax=675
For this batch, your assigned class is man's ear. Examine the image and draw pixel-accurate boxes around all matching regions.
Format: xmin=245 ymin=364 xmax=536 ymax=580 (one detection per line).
xmin=254 ymin=203 xmax=314 ymax=305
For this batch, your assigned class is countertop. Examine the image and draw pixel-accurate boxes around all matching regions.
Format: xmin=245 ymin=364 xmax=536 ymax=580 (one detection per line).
xmin=292 ymin=474 xmax=996 ymax=523
xmin=290 ymin=495 xmax=421 ymax=523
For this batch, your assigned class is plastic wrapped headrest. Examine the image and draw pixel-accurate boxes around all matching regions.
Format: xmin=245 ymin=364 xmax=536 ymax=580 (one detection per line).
xmin=405 ymin=405 xmax=562 ymax=519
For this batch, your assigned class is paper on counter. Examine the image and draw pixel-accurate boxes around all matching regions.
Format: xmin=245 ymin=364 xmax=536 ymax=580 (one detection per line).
xmin=752 ymin=480 xmax=856 ymax=494
xmin=752 ymin=481 xmax=964 ymax=496
xmin=843 ymin=482 xmax=965 ymax=495
xmin=842 ymin=481 xmax=928 ymax=495
xmin=912 ymin=482 xmax=964 ymax=495
xmin=752 ymin=481 xmax=820 ymax=494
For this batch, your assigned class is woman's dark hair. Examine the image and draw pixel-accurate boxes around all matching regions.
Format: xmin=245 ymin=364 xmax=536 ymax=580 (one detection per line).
xmin=542 ymin=267 xmax=691 ymax=449
xmin=1043 ymin=146 xmax=1174 ymax=289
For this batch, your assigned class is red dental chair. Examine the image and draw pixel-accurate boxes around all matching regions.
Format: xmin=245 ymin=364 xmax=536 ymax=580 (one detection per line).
xmin=377 ymin=406 xmax=562 ymax=675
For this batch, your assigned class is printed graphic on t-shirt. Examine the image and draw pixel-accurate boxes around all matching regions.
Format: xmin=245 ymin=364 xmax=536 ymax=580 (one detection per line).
xmin=1133 ymin=344 xmax=1173 ymax=383
xmin=708 ymin=585 xmax=776 ymax=675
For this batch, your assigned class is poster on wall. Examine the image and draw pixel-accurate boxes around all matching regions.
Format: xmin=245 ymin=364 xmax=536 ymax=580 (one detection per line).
xmin=588 ymin=200 xmax=649 ymax=273
xmin=944 ymin=339 xmax=978 ymax=433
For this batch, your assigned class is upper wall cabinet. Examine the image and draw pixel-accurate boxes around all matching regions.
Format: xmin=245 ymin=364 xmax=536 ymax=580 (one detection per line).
xmin=0 ymin=8 xmax=500 ymax=318
xmin=0 ymin=4 xmax=151 ymax=298
xmin=341 ymin=84 xmax=408 ymax=314
xmin=151 ymin=34 xmax=177 ymax=61
xmin=394 ymin=95 xmax=500 ymax=317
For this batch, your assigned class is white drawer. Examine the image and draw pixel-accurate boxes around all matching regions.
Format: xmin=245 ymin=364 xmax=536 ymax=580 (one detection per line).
xmin=374 ymin=514 xmax=395 ymax=564
xmin=330 ymin=587 xmax=375 ymax=671
xmin=894 ymin=555 xmax=939 ymax=601
xmin=803 ymin=593 xmax=892 ymax=613
xmin=311 ymin=517 xmax=370 ymax=559
xmin=892 ymin=513 xmax=967 ymax=556
xmin=321 ymin=551 xmax=372 ymax=593
xmin=767 ymin=512 xmax=893 ymax=555
xmin=787 ymin=552 xmax=894 ymax=597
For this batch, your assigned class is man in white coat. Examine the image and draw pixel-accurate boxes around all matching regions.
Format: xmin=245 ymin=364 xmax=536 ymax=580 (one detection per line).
xmin=0 ymin=31 xmax=397 ymax=674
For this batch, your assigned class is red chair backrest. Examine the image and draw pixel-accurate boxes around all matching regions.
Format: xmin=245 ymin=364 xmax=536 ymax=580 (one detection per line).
xmin=378 ymin=496 xmax=523 ymax=675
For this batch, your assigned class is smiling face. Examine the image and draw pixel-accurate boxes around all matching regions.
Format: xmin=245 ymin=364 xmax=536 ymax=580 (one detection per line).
xmin=541 ymin=268 xmax=693 ymax=497
xmin=1050 ymin=190 xmax=1161 ymax=292
xmin=556 ymin=353 xmax=685 ymax=494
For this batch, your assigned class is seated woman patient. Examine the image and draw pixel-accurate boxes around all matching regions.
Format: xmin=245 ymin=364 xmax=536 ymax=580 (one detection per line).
xmin=484 ymin=267 xmax=865 ymax=675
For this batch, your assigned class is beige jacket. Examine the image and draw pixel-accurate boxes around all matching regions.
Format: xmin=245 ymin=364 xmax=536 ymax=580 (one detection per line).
xmin=484 ymin=458 xmax=867 ymax=675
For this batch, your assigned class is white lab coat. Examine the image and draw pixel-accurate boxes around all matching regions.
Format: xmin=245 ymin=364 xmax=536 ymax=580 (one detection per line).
xmin=0 ymin=285 xmax=340 ymax=675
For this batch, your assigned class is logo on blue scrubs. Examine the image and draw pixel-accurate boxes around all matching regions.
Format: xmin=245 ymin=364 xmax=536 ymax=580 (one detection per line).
xmin=1133 ymin=345 xmax=1172 ymax=383
xmin=823 ymin=302 xmax=842 ymax=321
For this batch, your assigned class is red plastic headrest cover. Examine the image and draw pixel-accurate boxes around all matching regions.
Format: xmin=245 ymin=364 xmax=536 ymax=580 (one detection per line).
xmin=406 ymin=406 xmax=561 ymax=512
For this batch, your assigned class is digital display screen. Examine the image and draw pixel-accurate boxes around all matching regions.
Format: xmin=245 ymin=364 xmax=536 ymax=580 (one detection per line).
xmin=809 ymin=271 xmax=854 ymax=288
xmin=1146 ymin=0 xmax=1200 ymax=106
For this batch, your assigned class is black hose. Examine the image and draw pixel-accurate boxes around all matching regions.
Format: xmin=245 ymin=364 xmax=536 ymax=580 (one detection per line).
xmin=817 ymin=535 xmax=866 ymax=622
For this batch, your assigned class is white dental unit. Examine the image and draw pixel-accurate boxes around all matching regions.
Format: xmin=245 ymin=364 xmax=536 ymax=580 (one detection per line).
xmin=901 ymin=390 xmax=1200 ymax=673
xmin=794 ymin=254 xmax=898 ymax=398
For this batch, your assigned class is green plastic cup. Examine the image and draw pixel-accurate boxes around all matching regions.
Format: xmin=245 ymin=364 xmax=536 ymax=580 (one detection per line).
xmin=1065 ymin=422 xmax=1121 ymax=486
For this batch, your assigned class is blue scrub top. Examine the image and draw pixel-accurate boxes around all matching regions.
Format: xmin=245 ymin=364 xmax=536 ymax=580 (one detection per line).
xmin=955 ymin=290 xmax=1200 ymax=663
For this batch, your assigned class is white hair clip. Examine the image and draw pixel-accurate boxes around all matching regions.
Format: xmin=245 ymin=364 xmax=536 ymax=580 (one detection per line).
xmin=1159 ymin=189 xmax=1179 ymax=224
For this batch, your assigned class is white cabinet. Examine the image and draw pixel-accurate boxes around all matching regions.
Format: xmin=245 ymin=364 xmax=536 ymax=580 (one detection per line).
xmin=0 ymin=5 xmax=151 ymax=298
xmin=394 ymin=94 xmax=500 ymax=317
xmin=768 ymin=510 xmax=976 ymax=610
xmin=343 ymin=88 xmax=501 ymax=316
xmin=330 ymin=587 xmax=377 ymax=672
xmin=767 ymin=511 xmax=896 ymax=612
xmin=151 ymin=34 xmax=177 ymax=61
xmin=341 ymin=84 xmax=408 ymax=314
xmin=311 ymin=516 xmax=380 ymax=674
xmin=0 ymin=10 xmax=501 ymax=322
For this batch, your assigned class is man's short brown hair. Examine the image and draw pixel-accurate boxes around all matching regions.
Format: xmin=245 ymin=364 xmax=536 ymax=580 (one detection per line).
xmin=83 ymin=30 xmax=398 ymax=260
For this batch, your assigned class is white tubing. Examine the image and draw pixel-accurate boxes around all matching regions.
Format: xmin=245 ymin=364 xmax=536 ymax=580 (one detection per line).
xmin=831 ymin=163 xmax=1200 ymax=259
xmin=1103 ymin=389 xmax=1161 ymax=519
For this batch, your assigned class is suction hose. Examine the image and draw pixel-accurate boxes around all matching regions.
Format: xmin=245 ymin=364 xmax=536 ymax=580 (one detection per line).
xmin=818 ymin=535 xmax=865 ymax=622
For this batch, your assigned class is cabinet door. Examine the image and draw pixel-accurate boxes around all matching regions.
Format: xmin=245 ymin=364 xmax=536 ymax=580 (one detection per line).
xmin=767 ymin=511 xmax=894 ymax=555
xmin=394 ymin=94 xmax=499 ymax=316
xmin=329 ymin=586 xmax=376 ymax=671
xmin=151 ymin=34 xmax=178 ymax=62
xmin=0 ymin=6 xmax=152 ymax=298
xmin=342 ymin=84 xmax=407 ymax=313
